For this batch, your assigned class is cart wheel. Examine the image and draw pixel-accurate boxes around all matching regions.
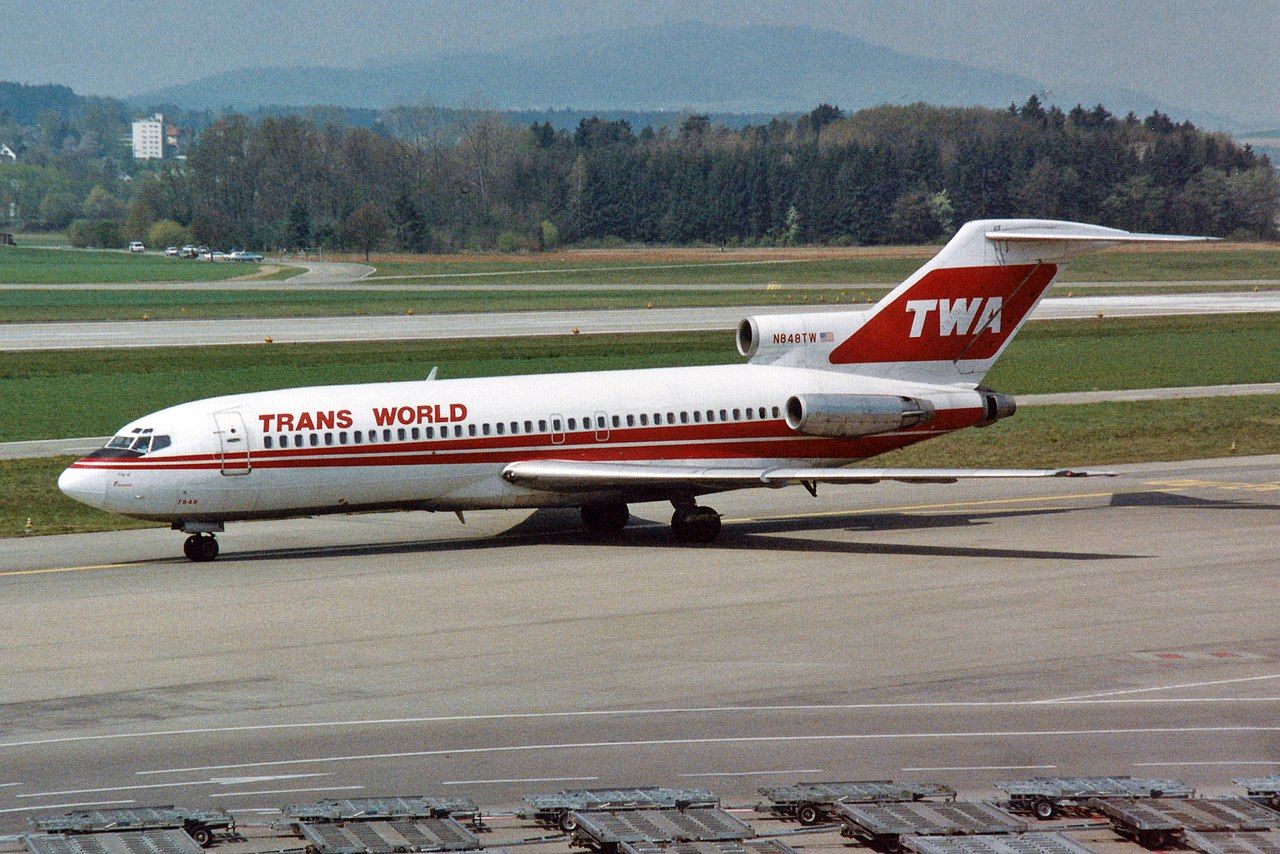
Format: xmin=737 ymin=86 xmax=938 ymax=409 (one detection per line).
xmin=797 ymin=804 xmax=821 ymax=825
xmin=559 ymin=813 xmax=579 ymax=832
xmin=1033 ymin=799 xmax=1056 ymax=820
xmin=188 ymin=827 xmax=213 ymax=847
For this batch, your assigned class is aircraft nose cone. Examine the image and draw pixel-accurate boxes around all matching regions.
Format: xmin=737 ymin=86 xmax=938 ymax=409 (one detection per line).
xmin=57 ymin=465 xmax=101 ymax=507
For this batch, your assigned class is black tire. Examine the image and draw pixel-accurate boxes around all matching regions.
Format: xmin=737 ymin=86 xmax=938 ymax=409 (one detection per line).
xmin=797 ymin=804 xmax=821 ymax=825
xmin=183 ymin=535 xmax=201 ymax=561
xmin=188 ymin=827 xmax=213 ymax=847
xmin=672 ymin=508 xmax=722 ymax=543
xmin=189 ymin=535 xmax=219 ymax=562
xmin=581 ymin=502 xmax=629 ymax=535
xmin=1033 ymin=799 xmax=1056 ymax=820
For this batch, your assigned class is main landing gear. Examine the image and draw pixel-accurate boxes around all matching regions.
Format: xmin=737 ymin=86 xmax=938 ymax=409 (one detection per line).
xmin=581 ymin=502 xmax=630 ymax=536
xmin=671 ymin=499 xmax=721 ymax=544
xmin=183 ymin=533 xmax=219 ymax=562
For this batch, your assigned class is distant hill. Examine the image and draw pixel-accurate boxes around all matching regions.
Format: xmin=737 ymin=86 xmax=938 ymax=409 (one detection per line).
xmin=138 ymin=21 xmax=1238 ymax=128
xmin=0 ymin=81 xmax=123 ymax=125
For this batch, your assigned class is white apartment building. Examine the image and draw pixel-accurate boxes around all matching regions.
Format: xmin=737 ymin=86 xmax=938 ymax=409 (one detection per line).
xmin=131 ymin=113 xmax=165 ymax=159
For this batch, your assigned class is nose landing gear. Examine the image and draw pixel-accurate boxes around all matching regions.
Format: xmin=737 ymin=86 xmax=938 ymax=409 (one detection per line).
xmin=183 ymin=533 xmax=219 ymax=562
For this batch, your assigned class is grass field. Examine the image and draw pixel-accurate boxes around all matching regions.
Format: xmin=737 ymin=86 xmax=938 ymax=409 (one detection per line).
xmin=12 ymin=231 xmax=70 ymax=247
xmin=2 ymin=313 xmax=1277 ymax=444
xmin=7 ymin=391 xmax=1280 ymax=538
xmin=0 ymin=246 xmax=270 ymax=284
xmin=363 ymin=246 xmax=1280 ymax=286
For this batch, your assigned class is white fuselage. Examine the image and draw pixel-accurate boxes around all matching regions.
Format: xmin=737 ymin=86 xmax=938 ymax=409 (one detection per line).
xmin=58 ymin=363 xmax=986 ymax=523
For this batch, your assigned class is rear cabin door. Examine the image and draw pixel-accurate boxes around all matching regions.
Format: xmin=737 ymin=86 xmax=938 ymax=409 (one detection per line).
xmin=213 ymin=410 xmax=252 ymax=475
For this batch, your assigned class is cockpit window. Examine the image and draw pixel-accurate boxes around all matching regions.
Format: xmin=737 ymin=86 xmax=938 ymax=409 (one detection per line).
xmin=87 ymin=433 xmax=172 ymax=458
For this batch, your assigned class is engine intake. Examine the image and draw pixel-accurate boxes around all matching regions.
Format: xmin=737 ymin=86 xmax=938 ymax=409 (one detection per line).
xmin=785 ymin=394 xmax=935 ymax=438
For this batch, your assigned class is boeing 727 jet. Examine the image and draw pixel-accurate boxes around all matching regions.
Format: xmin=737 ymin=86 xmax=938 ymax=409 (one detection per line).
xmin=58 ymin=219 xmax=1208 ymax=561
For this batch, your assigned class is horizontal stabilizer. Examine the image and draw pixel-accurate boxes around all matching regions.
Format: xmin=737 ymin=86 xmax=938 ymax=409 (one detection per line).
xmin=985 ymin=223 xmax=1216 ymax=244
xmin=502 ymin=459 xmax=1116 ymax=493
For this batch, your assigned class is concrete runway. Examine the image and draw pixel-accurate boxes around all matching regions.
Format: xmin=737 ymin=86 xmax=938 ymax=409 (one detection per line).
xmin=0 ymin=454 xmax=1277 ymax=826
xmin=5 ymin=291 xmax=1280 ymax=350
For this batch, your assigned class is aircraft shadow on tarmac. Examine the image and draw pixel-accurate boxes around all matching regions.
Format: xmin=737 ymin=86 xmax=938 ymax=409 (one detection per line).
xmin=229 ymin=503 xmax=1142 ymax=563
xmin=1110 ymin=489 xmax=1279 ymax=511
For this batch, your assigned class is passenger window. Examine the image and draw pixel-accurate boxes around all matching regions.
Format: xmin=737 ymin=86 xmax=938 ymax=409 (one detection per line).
xmin=524 ymin=420 xmax=533 ymax=433
xmin=705 ymin=410 xmax=714 ymax=422
xmin=733 ymin=408 xmax=741 ymax=420
xmin=353 ymin=430 xmax=362 ymax=443
xmin=720 ymin=409 xmax=728 ymax=421
xmin=568 ymin=418 xmax=576 ymax=430
xmin=612 ymin=415 xmax=620 ymax=428
xmin=468 ymin=424 xmax=477 ymax=436
xmin=264 ymin=436 xmax=273 ymax=449
xmin=454 ymin=425 xmax=463 ymax=437
xmin=680 ymin=412 xmax=689 ymax=424
xmin=278 ymin=434 xmax=287 ymax=447
xmin=626 ymin=414 xmax=634 ymax=427
xmin=324 ymin=432 xmax=333 ymax=446
xmin=744 ymin=408 xmax=753 ymax=420
xmin=339 ymin=432 xmax=348 ymax=445
xmin=759 ymin=407 xmax=767 ymax=418
xmin=425 ymin=427 xmax=433 ymax=439
xmin=667 ymin=413 xmax=675 ymax=424
xmin=295 ymin=435 xmax=304 ymax=448
xmin=639 ymin=414 xmax=648 ymax=426
xmin=597 ymin=416 xmax=606 ymax=429
xmin=772 ymin=406 xmax=781 ymax=418
xmin=495 ymin=423 xmax=504 ymax=435
xmin=482 ymin=423 xmax=491 ymax=436
xmin=309 ymin=433 xmax=319 ymax=446
xmin=540 ymin=419 xmax=548 ymax=432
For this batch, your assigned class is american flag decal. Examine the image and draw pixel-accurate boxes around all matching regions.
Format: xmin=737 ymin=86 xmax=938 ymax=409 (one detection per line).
xmin=819 ymin=331 xmax=834 ymax=342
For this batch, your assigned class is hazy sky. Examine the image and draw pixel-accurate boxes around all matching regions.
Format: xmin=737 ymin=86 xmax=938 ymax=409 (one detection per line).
xmin=3 ymin=0 xmax=1277 ymax=123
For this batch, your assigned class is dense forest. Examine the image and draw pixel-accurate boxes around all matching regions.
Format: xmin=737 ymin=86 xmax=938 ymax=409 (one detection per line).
xmin=3 ymin=96 xmax=1277 ymax=251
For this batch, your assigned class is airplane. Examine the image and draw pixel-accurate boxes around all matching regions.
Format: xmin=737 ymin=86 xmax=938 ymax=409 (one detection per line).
xmin=58 ymin=219 xmax=1210 ymax=562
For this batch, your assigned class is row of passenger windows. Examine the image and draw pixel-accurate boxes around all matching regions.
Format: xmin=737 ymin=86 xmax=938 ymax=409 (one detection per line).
xmin=260 ymin=406 xmax=783 ymax=450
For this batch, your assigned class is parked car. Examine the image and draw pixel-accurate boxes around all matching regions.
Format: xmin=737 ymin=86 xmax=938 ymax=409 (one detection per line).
xmin=165 ymin=246 xmax=179 ymax=257
xmin=128 ymin=241 xmax=145 ymax=253
xmin=229 ymin=250 xmax=264 ymax=262
xmin=179 ymin=244 xmax=198 ymax=258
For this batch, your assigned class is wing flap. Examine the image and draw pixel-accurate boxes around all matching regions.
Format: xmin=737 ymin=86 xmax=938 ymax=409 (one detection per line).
xmin=502 ymin=460 xmax=1115 ymax=493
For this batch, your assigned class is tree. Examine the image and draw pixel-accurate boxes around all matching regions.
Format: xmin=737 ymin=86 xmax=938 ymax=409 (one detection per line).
xmin=81 ymin=184 xmax=123 ymax=220
xmin=539 ymin=219 xmax=559 ymax=250
xmin=147 ymin=219 xmax=189 ymax=249
xmin=286 ymin=198 xmax=312 ymax=249
xmin=341 ymin=204 xmax=389 ymax=260
xmin=37 ymin=191 xmax=79 ymax=229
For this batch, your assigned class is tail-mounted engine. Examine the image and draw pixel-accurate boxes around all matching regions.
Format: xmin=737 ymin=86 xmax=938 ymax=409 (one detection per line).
xmin=976 ymin=388 xmax=1017 ymax=426
xmin=785 ymin=394 xmax=935 ymax=439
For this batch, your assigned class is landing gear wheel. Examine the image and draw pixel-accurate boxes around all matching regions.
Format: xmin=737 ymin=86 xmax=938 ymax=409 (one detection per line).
xmin=187 ymin=827 xmax=214 ymax=848
xmin=1033 ymin=799 xmax=1056 ymax=820
xmin=581 ymin=502 xmax=630 ymax=536
xmin=559 ymin=812 xmax=579 ymax=832
xmin=671 ymin=506 xmax=721 ymax=544
xmin=184 ymin=533 xmax=219 ymax=562
xmin=796 ymin=804 xmax=821 ymax=825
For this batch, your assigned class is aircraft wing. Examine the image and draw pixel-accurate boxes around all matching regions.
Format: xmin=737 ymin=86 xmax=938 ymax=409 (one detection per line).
xmin=501 ymin=460 xmax=1116 ymax=493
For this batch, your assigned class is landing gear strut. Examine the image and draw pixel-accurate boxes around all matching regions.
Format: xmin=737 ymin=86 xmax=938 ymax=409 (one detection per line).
xmin=671 ymin=500 xmax=721 ymax=544
xmin=581 ymin=502 xmax=630 ymax=536
xmin=183 ymin=533 xmax=219 ymax=562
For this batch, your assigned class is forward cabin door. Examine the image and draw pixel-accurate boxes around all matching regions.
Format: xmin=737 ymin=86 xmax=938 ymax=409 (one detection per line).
xmin=213 ymin=410 xmax=252 ymax=475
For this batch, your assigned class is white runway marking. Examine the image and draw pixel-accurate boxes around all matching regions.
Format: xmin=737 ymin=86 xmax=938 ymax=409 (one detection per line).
xmin=136 ymin=725 xmax=1280 ymax=776
xmin=679 ymin=769 xmax=822 ymax=778
xmin=6 ymin=696 xmax=1274 ymax=753
xmin=900 ymin=765 xmax=1057 ymax=772
xmin=1047 ymin=673 xmax=1280 ymax=701
xmin=0 ymin=783 xmax=20 ymax=788
xmin=0 ymin=799 xmax=135 ymax=813
xmin=209 ymin=785 xmax=364 ymax=798
xmin=17 ymin=773 xmax=333 ymax=798
xmin=1133 ymin=760 xmax=1280 ymax=766
xmin=440 ymin=776 xmax=596 ymax=785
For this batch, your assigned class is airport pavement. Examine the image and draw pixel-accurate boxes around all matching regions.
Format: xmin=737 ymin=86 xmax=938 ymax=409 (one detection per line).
xmin=0 ymin=454 xmax=1277 ymax=826
xmin=5 ymin=382 xmax=1280 ymax=460
xmin=4 ymin=291 xmax=1280 ymax=350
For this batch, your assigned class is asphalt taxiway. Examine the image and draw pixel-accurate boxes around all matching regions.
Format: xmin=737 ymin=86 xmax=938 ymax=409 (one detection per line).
xmin=4 ymin=291 xmax=1280 ymax=350
xmin=0 ymin=454 xmax=1276 ymax=826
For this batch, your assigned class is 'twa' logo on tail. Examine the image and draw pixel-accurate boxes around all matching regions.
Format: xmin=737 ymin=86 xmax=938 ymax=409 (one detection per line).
xmin=906 ymin=297 xmax=1003 ymax=338
xmin=829 ymin=263 xmax=1057 ymax=364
